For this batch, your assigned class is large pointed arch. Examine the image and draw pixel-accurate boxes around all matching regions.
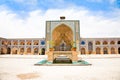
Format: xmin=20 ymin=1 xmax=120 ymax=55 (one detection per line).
xmin=52 ymin=24 xmax=73 ymax=51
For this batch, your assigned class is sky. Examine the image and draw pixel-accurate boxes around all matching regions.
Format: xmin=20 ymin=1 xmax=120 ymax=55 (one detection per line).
xmin=0 ymin=0 xmax=120 ymax=38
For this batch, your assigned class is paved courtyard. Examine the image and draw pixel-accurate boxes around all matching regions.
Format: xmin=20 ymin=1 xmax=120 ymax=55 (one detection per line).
xmin=0 ymin=55 xmax=120 ymax=80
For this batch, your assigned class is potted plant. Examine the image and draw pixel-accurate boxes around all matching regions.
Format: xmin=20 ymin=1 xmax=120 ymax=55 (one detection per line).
xmin=49 ymin=41 xmax=55 ymax=51
xmin=49 ymin=47 xmax=54 ymax=51
xmin=71 ymin=41 xmax=76 ymax=51
xmin=71 ymin=47 xmax=76 ymax=51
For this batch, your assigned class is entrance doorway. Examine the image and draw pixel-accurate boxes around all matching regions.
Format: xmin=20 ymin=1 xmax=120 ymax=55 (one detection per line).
xmin=20 ymin=48 xmax=24 ymax=55
xmin=111 ymin=47 xmax=115 ymax=54
xmin=103 ymin=47 xmax=108 ymax=54
xmin=12 ymin=48 xmax=18 ymax=54
xmin=26 ymin=47 xmax=31 ymax=54
xmin=7 ymin=47 xmax=11 ymax=54
xmin=34 ymin=48 xmax=38 ymax=55
xmin=0 ymin=48 xmax=6 ymax=54
xmin=96 ymin=47 xmax=101 ymax=54
xmin=88 ymin=42 xmax=93 ymax=54
xmin=118 ymin=41 xmax=120 ymax=44
xmin=81 ymin=48 xmax=86 ymax=54
xmin=41 ymin=48 xmax=45 ymax=55
xmin=118 ymin=47 xmax=120 ymax=54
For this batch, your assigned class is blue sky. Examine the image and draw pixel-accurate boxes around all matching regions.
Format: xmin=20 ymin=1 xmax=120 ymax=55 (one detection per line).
xmin=0 ymin=0 xmax=119 ymax=17
xmin=0 ymin=0 xmax=120 ymax=38
xmin=0 ymin=0 xmax=118 ymax=10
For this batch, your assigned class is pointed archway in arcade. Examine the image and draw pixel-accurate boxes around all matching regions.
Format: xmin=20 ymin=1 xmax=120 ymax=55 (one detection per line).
xmin=118 ymin=47 xmax=120 ymax=54
xmin=118 ymin=41 xmax=120 ymax=44
xmin=111 ymin=47 xmax=115 ymax=54
xmin=34 ymin=48 xmax=38 ymax=55
xmin=20 ymin=48 xmax=24 ymax=55
xmin=12 ymin=47 xmax=18 ymax=54
xmin=0 ymin=47 xmax=7 ymax=54
xmin=7 ymin=47 xmax=11 ymax=54
xmin=96 ymin=47 xmax=101 ymax=54
xmin=26 ymin=47 xmax=31 ymax=54
xmin=81 ymin=48 xmax=86 ymax=54
xmin=103 ymin=47 xmax=108 ymax=54
xmin=41 ymin=48 xmax=45 ymax=55
xmin=88 ymin=42 xmax=93 ymax=54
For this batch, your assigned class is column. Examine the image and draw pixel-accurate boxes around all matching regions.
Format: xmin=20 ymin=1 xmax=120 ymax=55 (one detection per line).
xmin=31 ymin=40 xmax=34 ymax=55
xmin=24 ymin=40 xmax=26 ymax=55
xmin=115 ymin=47 xmax=118 ymax=54
xmin=108 ymin=47 xmax=111 ymax=54
xmin=47 ymin=41 xmax=49 ymax=51
xmin=72 ymin=51 xmax=78 ymax=62
xmin=17 ymin=48 xmax=20 ymax=55
xmin=17 ymin=40 xmax=20 ymax=55
xmin=39 ymin=48 xmax=41 ymax=55
xmin=101 ymin=47 xmax=103 ymax=55
xmin=24 ymin=48 xmax=26 ymax=55
xmin=76 ymin=40 xmax=79 ymax=51
xmin=47 ymin=51 xmax=53 ymax=62
xmin=86 ymin=40 xmax=89 ymax=55
xmin=10 ymin=47 xmax=13 ymax=55
xmin=100 ymin=40 xmax=103 ymax=55
xmin=0 ymin=40 xmax=1 ymax=54
xmin=31 ymin=47 xmax=34 ymax=55
xmin=38 ymin=40 xmax=40 ymax=55
xmin=115 ymin=40 xmax=118 ymax=54
xmin=11 ymin=40 xmax=13 ymax=55
xmin=93 ymin=40 xmax=96 ymax=54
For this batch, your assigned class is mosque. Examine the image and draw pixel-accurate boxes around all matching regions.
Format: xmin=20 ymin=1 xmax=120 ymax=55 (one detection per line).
xmin=0 ymin=17 xmax=120 ymax=55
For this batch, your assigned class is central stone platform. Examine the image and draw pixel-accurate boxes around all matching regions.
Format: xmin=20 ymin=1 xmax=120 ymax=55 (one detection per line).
xmin=34 ymin=59 xmax=91 ymax=66
xmin=53 ymin=55 xmax=72 ymax=63
xmin=53 ymin=51 xmax=72 ymax=60
xmin=47 ymin=51 xmax=78 ymax=63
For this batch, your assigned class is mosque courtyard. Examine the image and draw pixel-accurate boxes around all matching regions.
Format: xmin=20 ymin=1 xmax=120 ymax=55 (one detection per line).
xmin=0 ymin=55 xmax=120 ymax=80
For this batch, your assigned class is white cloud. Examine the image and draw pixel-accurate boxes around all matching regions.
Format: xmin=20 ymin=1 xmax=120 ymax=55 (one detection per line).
xmin=0 ymin=6 xmax=120 ymax=38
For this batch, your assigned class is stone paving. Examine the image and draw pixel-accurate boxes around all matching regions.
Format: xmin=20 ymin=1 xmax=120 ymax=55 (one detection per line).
xmin=0 ymin=55 xmax=120 ymax=80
